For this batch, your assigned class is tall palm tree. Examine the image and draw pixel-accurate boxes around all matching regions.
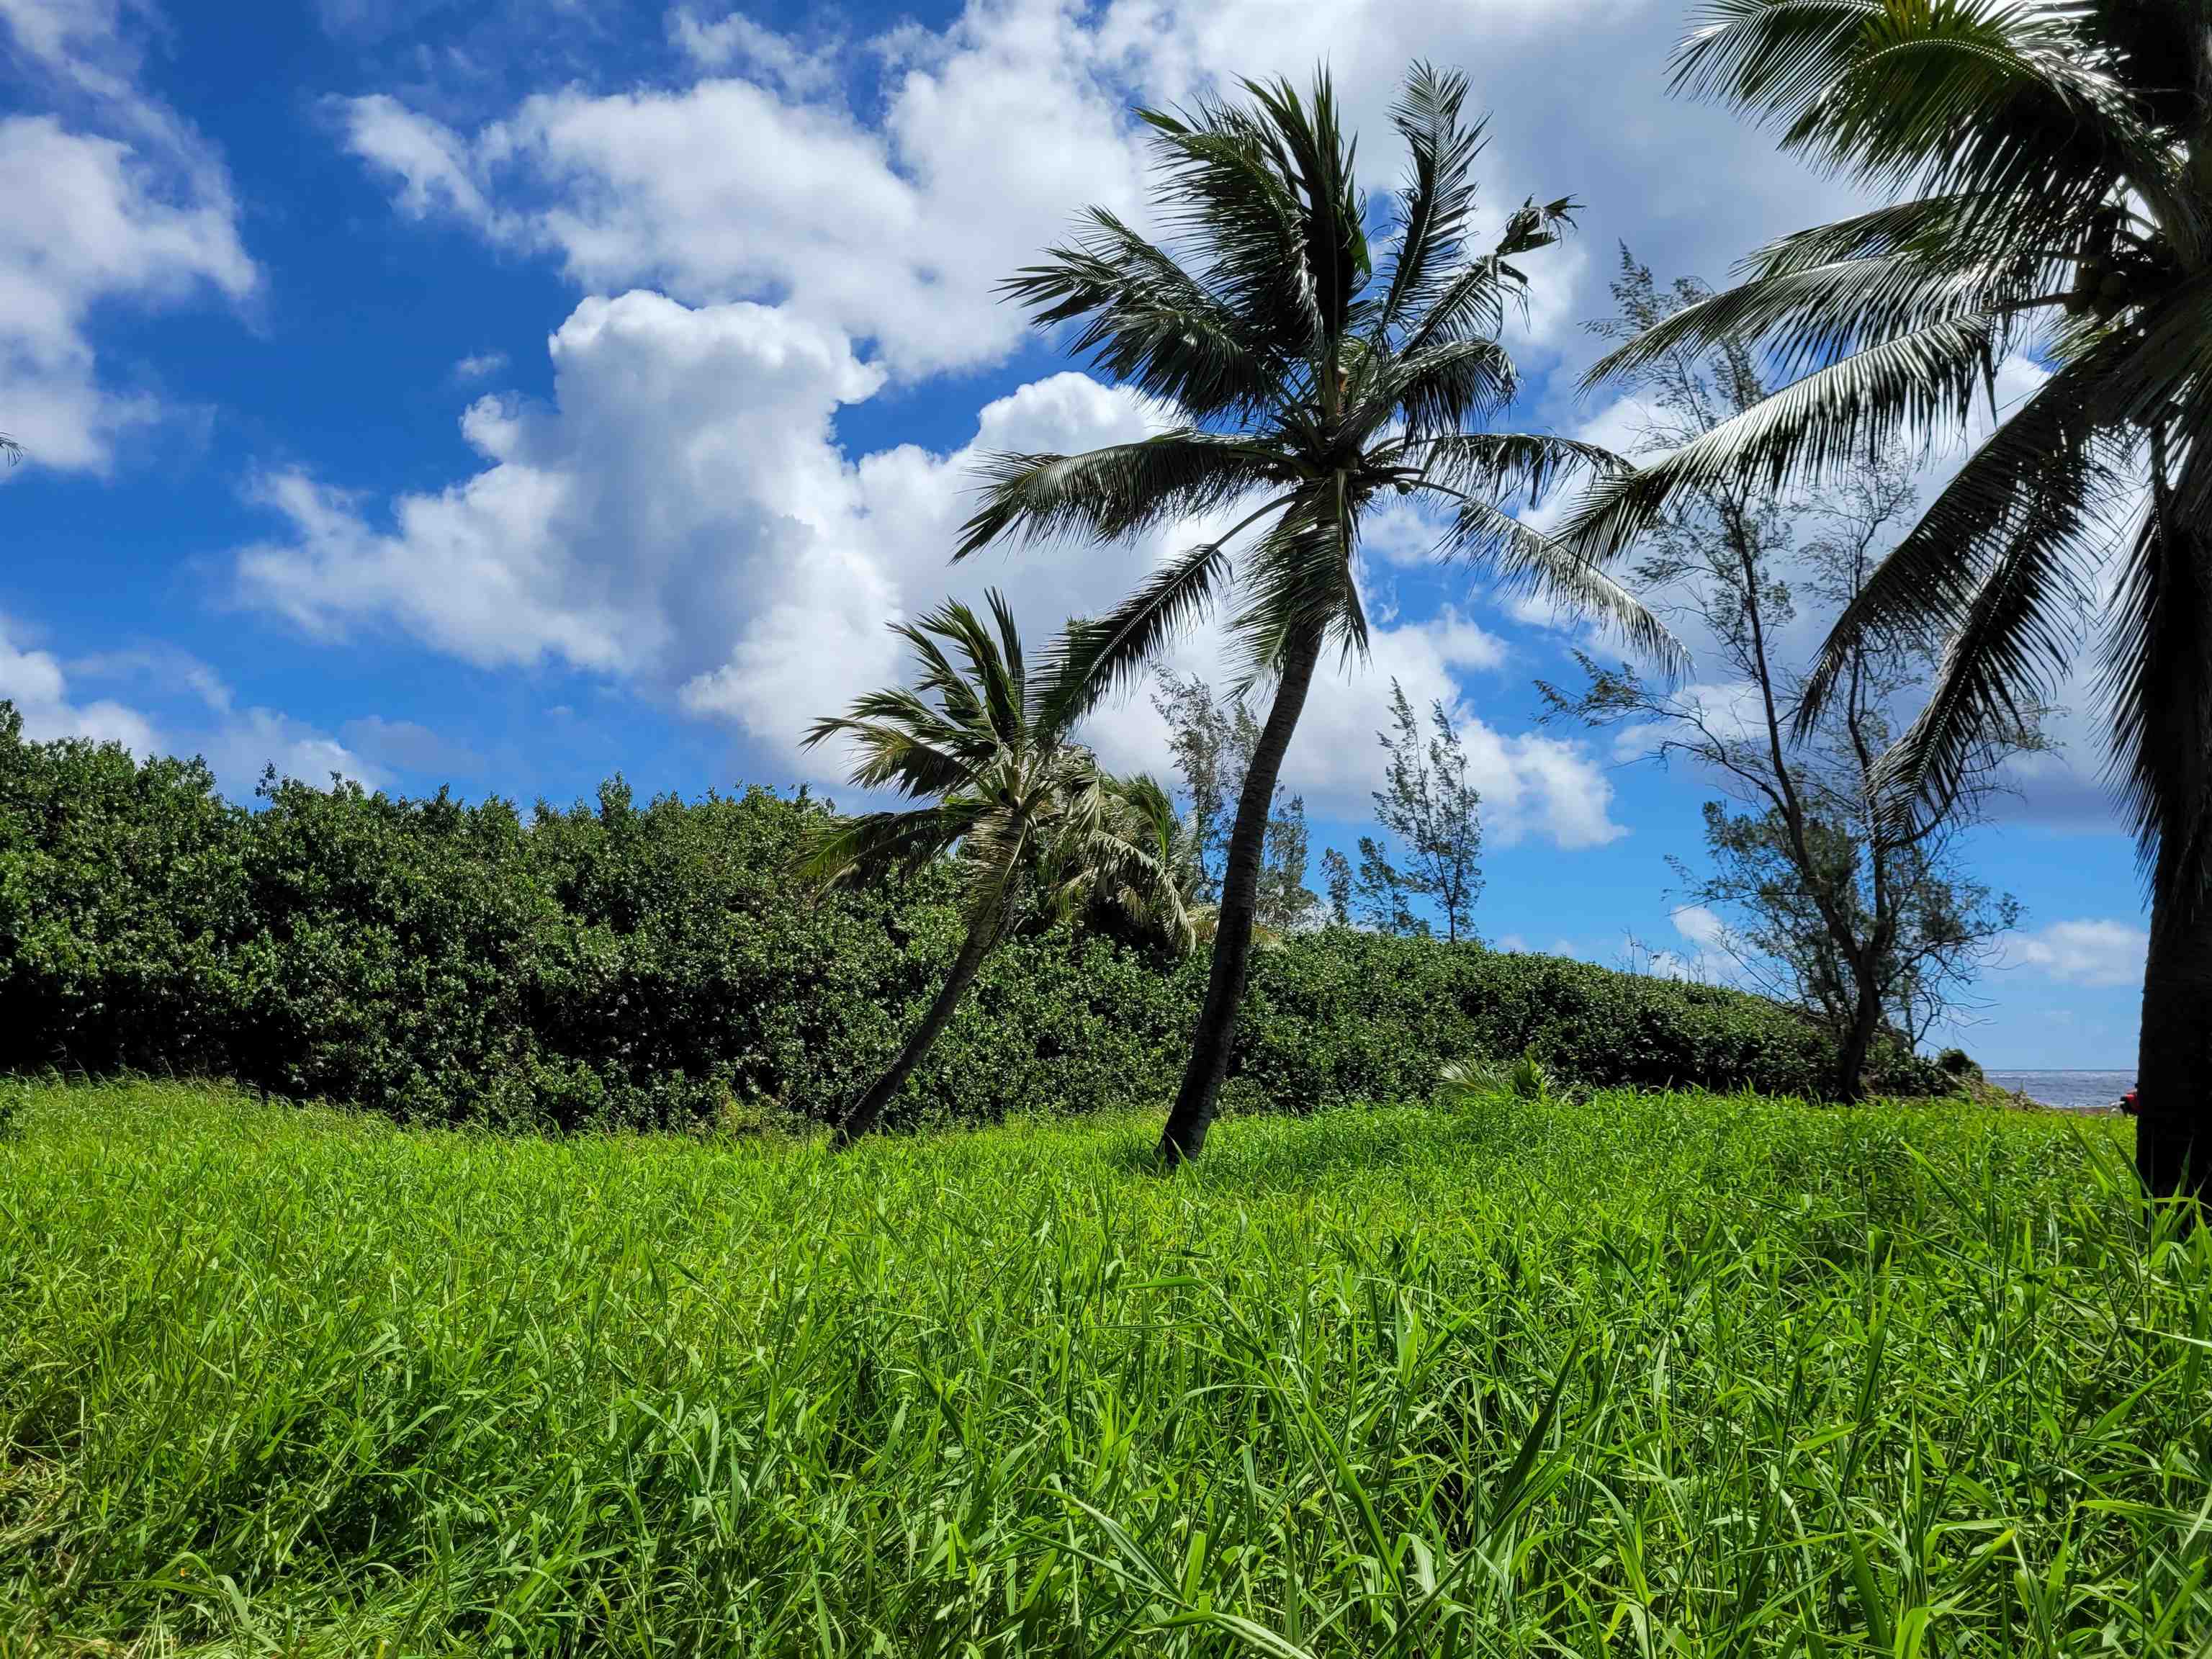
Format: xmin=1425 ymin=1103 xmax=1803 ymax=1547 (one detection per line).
xmin=800 ymin=592 xmax=1190 ymax=1146
xmin=1560 ymin=0 xmax=2212 ymax=1198
xmin=956 ymin=63 xmax=1677 ymax=1164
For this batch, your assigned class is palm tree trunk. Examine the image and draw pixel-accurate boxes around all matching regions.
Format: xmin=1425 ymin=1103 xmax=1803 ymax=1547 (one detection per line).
xmin=1158 ymin=619 xmax=1327 ymax=1166
xmin=2136 ymin=853 xmax=2212 ymax=1201
xmin=835 ymin=908 xmax=1001 ymax=1148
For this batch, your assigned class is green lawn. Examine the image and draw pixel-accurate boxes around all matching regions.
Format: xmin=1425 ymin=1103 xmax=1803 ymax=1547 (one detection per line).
xmin=1 ymin=1080 xmax=2206 ymax=1656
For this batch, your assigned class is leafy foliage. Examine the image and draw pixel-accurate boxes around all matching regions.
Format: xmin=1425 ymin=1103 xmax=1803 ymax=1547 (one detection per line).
xmin=0 ymin=709 xmax=1942 ymax=1126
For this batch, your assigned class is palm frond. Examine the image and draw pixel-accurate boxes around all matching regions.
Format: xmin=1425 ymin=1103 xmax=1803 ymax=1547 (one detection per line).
xmin=1797 ymin=356 xmax=2126 ymax=736
xmin=1227 ymin=490 xmax=1357 ymax=688
xmin=1040 ymin=537 xmax=1241 ymax=734
xmin=1869 ymin=456 xmax=2109 ymax=825
xmin=1138 ymin=94 xmax=1325 ymax=358
xmin=1583 ymin=249 xmax=2036 ymax=390
xmin=808 ymin=683 xmax=974 ymax=756
xmin=1244 ymin=68 xmax=1370 ymax=348
xmin=2090 ymin=271 xmax=2212 ymax=476
xmin=1401 ymin=431 xmax=1628 ymax=505
xmin=794 ymin=804 xmax=970 ymax=889
xmin=1374 ymin=336 xmax=1519 ymax=438
xmin=1437 ymin=493 xmax=1688 ymax=675
xmin=954 ymin=817 xmax=1032 ymax=933
xmin=1564 ymin=315 xmax=1996 ymax=557
xmin=956 ymin=433 xmax=1277 ymax=559
xmin=960 ymin=590 xmax=1026 ymax=747
xmin=1398 ymin=196 xmax=1575 ymax=356
xmin=801 ymin=714 xmax=976 ymax=799
xmin=884 ymin=612 xmax=994 ymax=737
xmin=1002 ymin=208 xmax=1276 ymax=418
xmin=1372 ymin=63 xmax=1485 ymax=336
xmin=1049 ymin=770 xmax=1197 ymax=951
xmin=1673 ymin=0 xmax=2174 ymax=236
xmin=1738 ymin=190 xmax=2069 ymax=282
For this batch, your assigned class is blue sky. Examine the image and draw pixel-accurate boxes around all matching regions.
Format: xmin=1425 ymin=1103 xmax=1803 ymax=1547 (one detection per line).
xmin=0 ymin=0 xmax=2149 ymax=1068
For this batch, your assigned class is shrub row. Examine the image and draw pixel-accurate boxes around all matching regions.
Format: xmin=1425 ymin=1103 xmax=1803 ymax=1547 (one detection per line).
xmin=0 ymin=708 xmax=1945 ymax=1128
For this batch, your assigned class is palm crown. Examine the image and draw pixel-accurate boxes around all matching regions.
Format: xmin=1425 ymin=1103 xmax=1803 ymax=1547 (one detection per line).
xmin=1566 ymin=0 xmax=2210 ymax=893
xmin=956 ymin=62 xmax=1683 ymax=1161
xmin=800 ymin=591 xmax=1190 ymax=952
xmin=958 ymin=63 xmax=1679 ymax=695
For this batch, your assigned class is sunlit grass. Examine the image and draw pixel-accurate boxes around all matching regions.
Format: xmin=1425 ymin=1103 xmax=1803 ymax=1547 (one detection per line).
xmin=2 ymin=1078 xmax=2206 ymax=1655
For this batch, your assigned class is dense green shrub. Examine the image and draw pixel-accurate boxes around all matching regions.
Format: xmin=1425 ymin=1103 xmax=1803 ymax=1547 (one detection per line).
xmin=0 ymin=707 xmax=1944 ymax=1126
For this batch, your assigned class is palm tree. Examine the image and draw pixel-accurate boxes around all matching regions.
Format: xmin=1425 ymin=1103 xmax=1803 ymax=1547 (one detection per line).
xmin=956 ymin=63 xmax=1677 ymax=1164
xmin=1559 ymin=0 xmax=2212 ymax=1199
xmin=800 ymin=592 xmax=1190 ymax=1146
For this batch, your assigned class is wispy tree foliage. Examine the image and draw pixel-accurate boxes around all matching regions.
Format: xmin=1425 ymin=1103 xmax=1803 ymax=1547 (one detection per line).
xmin=1563 ymin=1 xmax=2212 ymax=1194
xmin=1352 ymin=679 xmax=1485 ymax=943
xmin=1547 ymin=252 xmax=2038 ymax=1098
xmin=1151 ymin=672 xmax=1320 ymax=933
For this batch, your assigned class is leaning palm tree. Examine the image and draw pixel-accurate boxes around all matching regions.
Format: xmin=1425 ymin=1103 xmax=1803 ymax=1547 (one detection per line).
xmin=956 ymin=63 xmax=1677 ymax=1164
xmin=1560 ymin=0 xmax=2212 ymax=1198
xmin=800 ymin=592 xmax=1190 ymax=1146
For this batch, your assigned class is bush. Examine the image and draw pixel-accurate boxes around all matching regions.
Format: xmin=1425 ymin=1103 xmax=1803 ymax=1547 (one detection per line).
xmin=1936 ymin=1046 xmax=1983 ymax=1080
xmin=0 ymin=706 xmax=1946 ymax=1128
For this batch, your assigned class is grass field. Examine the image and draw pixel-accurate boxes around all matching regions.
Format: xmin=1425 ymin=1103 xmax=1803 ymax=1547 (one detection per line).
xmin=1 ymin=1079 xmax=2208 ymax=1657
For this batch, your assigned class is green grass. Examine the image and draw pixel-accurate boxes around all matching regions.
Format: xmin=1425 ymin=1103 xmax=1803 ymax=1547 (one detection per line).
xmin=1 ymin=1079 xmax=2208 ymax=1657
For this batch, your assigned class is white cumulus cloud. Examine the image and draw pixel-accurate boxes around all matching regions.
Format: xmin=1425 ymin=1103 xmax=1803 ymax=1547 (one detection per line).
xmin=2005 ymin=918 xmax=2147 ymax=990
xmin=0 ymin=0 xmax=256 ymax=472
xmin=0 ymin=618 xmax=377 ymax=792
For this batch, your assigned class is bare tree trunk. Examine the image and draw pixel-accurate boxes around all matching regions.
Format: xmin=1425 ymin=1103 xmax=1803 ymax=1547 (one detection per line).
xmin=835 ymin=909 xmax=1001 ymax=1148
xmin=1833 ymin=973 xmax=1884 ymax=1102
xmin=1158 ymin=620 xmax=1326 ymax=1165
xmin=2136 ymin=845 xmax=2212 ymax=1201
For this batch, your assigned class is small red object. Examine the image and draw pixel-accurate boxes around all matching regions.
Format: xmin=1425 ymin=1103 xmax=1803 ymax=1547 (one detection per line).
xmin=2122 ymin=1087 xmax=2140 ymax=1117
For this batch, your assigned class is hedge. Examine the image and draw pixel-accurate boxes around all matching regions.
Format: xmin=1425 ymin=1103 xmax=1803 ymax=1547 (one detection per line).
xmin=0 ymin=706 xmax=1945 ymax=1129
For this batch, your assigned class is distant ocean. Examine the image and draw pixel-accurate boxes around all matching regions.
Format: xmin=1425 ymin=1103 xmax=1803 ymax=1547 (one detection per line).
xmin=1984 ymin=1070 xmax=2134 ymax=1112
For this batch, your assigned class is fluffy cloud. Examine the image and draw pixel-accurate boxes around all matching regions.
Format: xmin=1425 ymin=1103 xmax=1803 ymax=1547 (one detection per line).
xmin=1286 ymin=621 xmax=1619 ymax=845
xmin=1671 ymin=903 xmax=1726 ymax=949
xmin=2005 ymin=919 xmax=2148 ymax=990
xmin=235 ymin=292 xmax=1168 ymax=764
xmin=341 ymin=1 xmax=1155 ymax=377
xmin=240 ymin=292 xmax=891 ymax=680
xmin=341 ymin=0 xmax=1868 ymax=379
xmin=0 ymin=621 xmax=375 ymax=792
xmin=233 ymin=281 xmax=1624 ymax=844
xmin=1079 ymin=599 xmax=1619 ymax=842
xmin=668 ymin=6 xmax=842 ymax=93
xmin=0 ymin=1 xmax=256 ymax=471
xmin=0 ymin=616 xmax=158 ymax=753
